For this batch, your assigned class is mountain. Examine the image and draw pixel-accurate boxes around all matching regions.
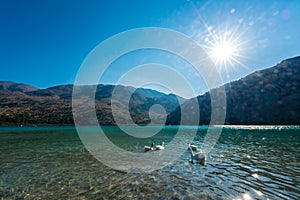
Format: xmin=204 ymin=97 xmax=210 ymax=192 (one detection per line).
xmin=0 ymin=83 xmax=185 ymax=125
xmin=167 ymin=56 xmax=300 ymax=125
xmin=1 ymin=56 xmax=299 ymax=126
xmin=26 ymin=84 xmax=73 ymax=99
xmin=0 ymin=81 xmax=38 ymax=92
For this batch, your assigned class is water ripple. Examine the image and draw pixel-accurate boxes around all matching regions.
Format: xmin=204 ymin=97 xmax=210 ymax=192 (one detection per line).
xmin=0 ymin=126 xmax=299 ymax=199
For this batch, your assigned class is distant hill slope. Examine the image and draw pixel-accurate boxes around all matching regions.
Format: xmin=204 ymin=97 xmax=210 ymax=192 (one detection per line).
xmin=167 ymin=56 xmax=300 ymax=125
xmin=0 ymin=81 xmax=38 ymax=92
xmin=0 ymin=83 xmax=185 ymax=125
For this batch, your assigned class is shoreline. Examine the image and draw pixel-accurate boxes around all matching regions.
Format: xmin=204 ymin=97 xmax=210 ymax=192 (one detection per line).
xmin=1 ymin=124 xmax=300 ymax=129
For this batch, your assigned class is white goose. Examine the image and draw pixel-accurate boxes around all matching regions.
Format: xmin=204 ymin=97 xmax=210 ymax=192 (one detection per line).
xmin=188 ymin=144 xmax=205 ymax=165
xmin=144 ymin=142 xmax=154 ymax=152
xmin=156 ymin=142 xmax=165 ymax=150
xmin=187 ymin=144 xmax=198 ymax=151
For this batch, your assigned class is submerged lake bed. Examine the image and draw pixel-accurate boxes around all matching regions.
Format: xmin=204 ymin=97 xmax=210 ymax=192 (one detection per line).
xmin=0 ymin=126 xmax=299 ymax=199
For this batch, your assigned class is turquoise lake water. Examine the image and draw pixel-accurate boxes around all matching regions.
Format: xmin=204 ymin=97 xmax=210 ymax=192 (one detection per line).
xmin=0 ymin=126 xmax=299 ymax=199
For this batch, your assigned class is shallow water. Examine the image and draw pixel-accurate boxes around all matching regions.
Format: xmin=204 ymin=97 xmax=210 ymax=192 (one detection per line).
xmin=0 ymin=126 xmax=299 ymax=199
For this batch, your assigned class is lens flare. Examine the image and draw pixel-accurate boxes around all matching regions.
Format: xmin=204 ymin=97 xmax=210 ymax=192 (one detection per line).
xmin=210 ymin=41 xmax=237 ymax=63
xmin=206 ymin=30 xmax=243 ymax=70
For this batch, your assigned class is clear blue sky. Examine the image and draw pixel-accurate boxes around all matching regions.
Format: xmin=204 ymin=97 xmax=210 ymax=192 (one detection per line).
xmin=0 ymin=0 xmax=299 ymax=97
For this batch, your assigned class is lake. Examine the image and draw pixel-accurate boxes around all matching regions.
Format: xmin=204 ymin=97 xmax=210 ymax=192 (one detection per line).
xmin=0 ymin=126 xmax=299 ymax=199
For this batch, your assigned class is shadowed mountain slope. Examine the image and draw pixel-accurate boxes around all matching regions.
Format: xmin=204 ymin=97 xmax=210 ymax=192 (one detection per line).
xmin=167 ymin=56 xmax=300 ymax=125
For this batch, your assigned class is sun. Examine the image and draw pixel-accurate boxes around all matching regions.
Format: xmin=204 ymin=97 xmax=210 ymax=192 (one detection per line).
xmin=209 ymin=38 xmax=239 ymax=67
xmin=211 ymin=41 xmax=236 ymax=62
xmin=201 ymin=27 xmax=244 ymax=71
